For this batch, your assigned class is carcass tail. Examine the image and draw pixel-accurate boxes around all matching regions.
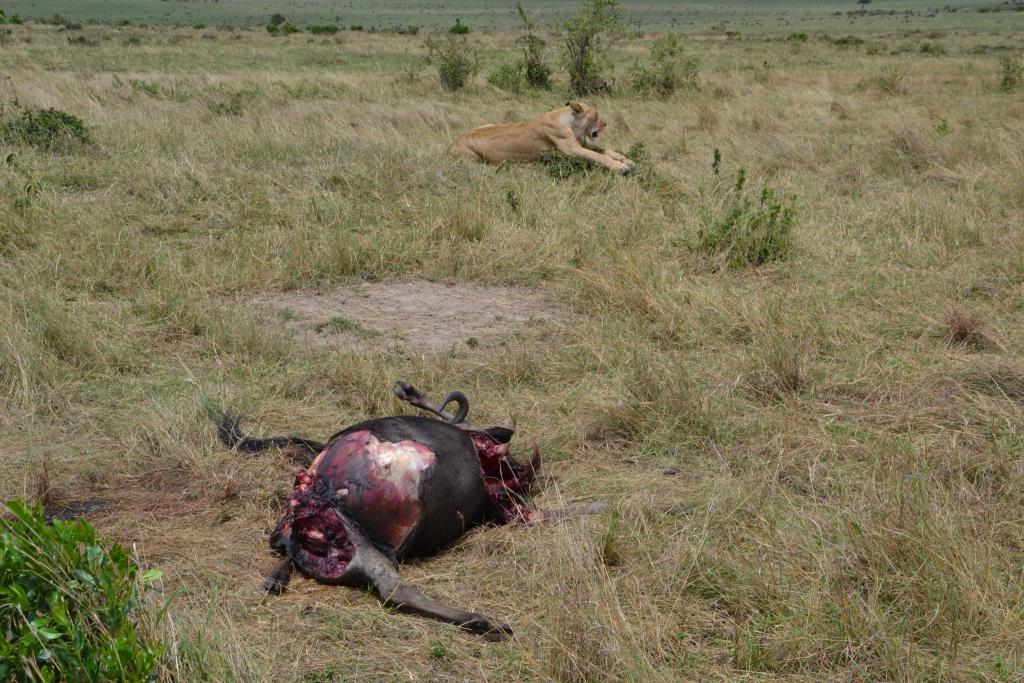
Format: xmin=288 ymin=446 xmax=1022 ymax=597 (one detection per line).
xmin=215 ymin=412 xmax=326 ymax=456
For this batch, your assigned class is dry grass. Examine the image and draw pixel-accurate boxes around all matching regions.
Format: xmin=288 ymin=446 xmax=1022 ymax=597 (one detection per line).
xmin=2 ymin=21 xmax=1024 ymax=682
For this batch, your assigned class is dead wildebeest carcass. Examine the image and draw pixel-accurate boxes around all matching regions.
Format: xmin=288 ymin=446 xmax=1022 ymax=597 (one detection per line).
xmin=217 ymin=381 xmax=604 ymax=639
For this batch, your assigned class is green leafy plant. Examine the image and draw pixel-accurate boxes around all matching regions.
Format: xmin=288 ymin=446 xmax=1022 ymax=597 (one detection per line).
xmin=999 ymin=56 xmax=1021 ymax=92
xmin=487 ymin=62 xmax=526 ymax=92
xmin=449 ymin=18 xmax=470 ymax=34
xmin=629 ymin=33 xmax=699 ymax=98
xmin=695 ymin=168 xmax=796 ymax=268
xmin=2 ymin=108 xmax=92 ymax=151
xmin=0 ymin=500 xmax=165 ymax=682
xmin=309 ymin=24 xmax=338 ymax=35
xmin=563 ymin=0 xmax=622 ymax=96
xmin=438 ymin=37 xmax=478 ymax=91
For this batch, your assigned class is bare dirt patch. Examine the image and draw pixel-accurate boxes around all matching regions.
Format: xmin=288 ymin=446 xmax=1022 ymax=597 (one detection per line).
xmin=257 ymin=279 xmax=569 ymax=353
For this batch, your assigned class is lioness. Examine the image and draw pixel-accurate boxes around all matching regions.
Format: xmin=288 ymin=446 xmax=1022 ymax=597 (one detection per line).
xmin=446 ymin=101 xmax=635 ymax=174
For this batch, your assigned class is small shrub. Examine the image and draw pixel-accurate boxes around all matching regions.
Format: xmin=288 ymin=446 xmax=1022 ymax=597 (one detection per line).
xmin=129 ymin=79 xmax=161 ymax=97
xmin=266 ymin=24 xmax=279 ymax=34
xmin=564 ymin=0 xmax=622 ymax=96
xmin=438 ymin=37 xmax=478 ymax=91
xmin=281 ymin=24 xmax=301 ymax=35
xmin=918 ymin=41 xmax=946 ymax=54
xmin=832 ymin=35 xmax=865 ymax=47
xmin=268 ymin=13 xmax=286 ymax=27
xmin=449 ymin=18 xmax=470 ymax=34
xmin=66 ymin=35 xmax=97 ymax=46
xmin=874 ymin=65 xmax=907 ymax=94
xmin=2 ymin=108 xmax=92 ymax=151
xmin=192 ymin=22 xmax=206 ymax=30
xmin=999 ymin=56 xmax=1021 ymax=91
xmin=629 ymin=33 xmax=699 ymax=98
xmin=787 ymin=31 xmax=809 ymax=42
xmin=309 ymin=24 xmax=338 ymax=34
xmin=516 ymin=1 xmax=551 ymax=88
xmin=399 ymin=57 xmax=427 ymax=83
xmin=63 ymin=21 xmax=83 ymax=30
xmin=349 ymin=24 xmax=363 ymax=31
xmin=208 ymin=90 xmax=255 ymax=116
xmin=0 ymin=500 xmax=164 ymax=682
xmin=487 ymin=62 xmax=526 ymax=92
xmin=695 ymin=168 xmax=796 ymax=268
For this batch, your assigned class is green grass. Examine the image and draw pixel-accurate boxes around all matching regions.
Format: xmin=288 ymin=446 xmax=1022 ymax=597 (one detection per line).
xmin=1 ymin=16 xmax=1023 ymax=683
xmin=0 ymin=0 xmax=1019 ymax=32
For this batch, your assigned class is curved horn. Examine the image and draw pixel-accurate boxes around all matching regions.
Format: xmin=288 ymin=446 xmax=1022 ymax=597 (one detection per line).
xmin=439 ymin=391 xmax=469 ymax=425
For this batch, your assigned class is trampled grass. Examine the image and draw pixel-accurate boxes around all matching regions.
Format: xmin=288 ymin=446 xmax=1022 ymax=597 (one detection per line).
xmin=1 ymin=16 xmax=1024 ymax=682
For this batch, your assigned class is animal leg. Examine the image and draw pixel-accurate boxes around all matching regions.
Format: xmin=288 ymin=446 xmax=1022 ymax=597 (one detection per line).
xmin=347 ymin=525 xmax=512 ymax=640
xmin=264 ymin=558 xmax=294 ymax=594
xmin=551 ymin=136 xmax=629 ymax=174
xmin=392 ymin=381 xmax=469 ymax=426
xmin=603 ymin=148 xmax=635 ymax=170
xmin=535 ymin=502 xmax=608 ymax=523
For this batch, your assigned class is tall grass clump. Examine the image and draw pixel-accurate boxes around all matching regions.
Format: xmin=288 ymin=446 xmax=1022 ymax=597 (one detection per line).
xmin=630 ymin=33 xmax=699 ymax=98
xmin=438 ymin=37 xmax=478 ymax=91
xmin=0 ymin=501 xmax=164 ymax=681
xmin=695 ymin=168 xmax=796 ymax=268
xmin=564 ymin=0 xmax=622 ymax=96
xmin=2 ymin=109 xmax=91 ymax=151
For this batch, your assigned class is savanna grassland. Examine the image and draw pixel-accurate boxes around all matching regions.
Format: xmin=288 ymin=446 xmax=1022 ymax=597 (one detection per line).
xmin=1 ymin=9 xmax=1024 ymax=682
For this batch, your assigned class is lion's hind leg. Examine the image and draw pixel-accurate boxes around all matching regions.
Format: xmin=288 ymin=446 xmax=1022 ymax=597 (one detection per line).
xmin=446 ymin=137 xmax=485 ymax=162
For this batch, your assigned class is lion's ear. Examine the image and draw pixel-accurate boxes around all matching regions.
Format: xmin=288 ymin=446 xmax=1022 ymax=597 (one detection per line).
xmin=567 ymin=101 xmax=585 ymax=114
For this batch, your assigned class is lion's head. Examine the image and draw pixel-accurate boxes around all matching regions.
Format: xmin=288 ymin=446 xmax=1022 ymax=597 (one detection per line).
xmin=566 ymin=101 xmax=608 ymax=143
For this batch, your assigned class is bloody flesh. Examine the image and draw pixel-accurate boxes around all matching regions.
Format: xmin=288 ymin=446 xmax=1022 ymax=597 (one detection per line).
xmin=271 ymin=427 xmax=537 ymax=581
xmin=468 ymin=431 xmax=537 ymax=523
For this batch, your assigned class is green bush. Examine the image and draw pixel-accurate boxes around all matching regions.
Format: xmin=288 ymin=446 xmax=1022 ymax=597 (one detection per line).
xmin=999 ymin=56 xmax=1021 ymax=91
xmin=0 ymin=500 xmax=164 ymax=682
xmin=309 ymin=24 xmax=338 ymax=34
xmin=192 ymin=23 xmax=206 ymax=30
xmin=438 ymin=38 xmax=477 ymax=91
xmin=787 ymin=31 xmax=809 ymax=42
xmin=487 ymin=62 xmax=526 ymax=92
xmin=564 ymin=0 xmax=622 ymax=96
xmin=695 ymin=168 xmax=796 ymax=268
xmin=268 ymin=13 xmax=286 ymax=27
xmin=629 ymin=33 xmax=699 ymax=98
xmin=449 ymin=18 xmax=470 ymax=34
xmin=2 ymin=108 xmax=92 ymax=151
xmin=349 ymin=24 xmax=363 ymax=31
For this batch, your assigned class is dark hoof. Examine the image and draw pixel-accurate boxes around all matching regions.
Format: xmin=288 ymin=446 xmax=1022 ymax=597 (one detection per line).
xmin=263 ymin=577 xmax=286 ymax=595
xmin=461 ymin=614 xmax=513 ymax=641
